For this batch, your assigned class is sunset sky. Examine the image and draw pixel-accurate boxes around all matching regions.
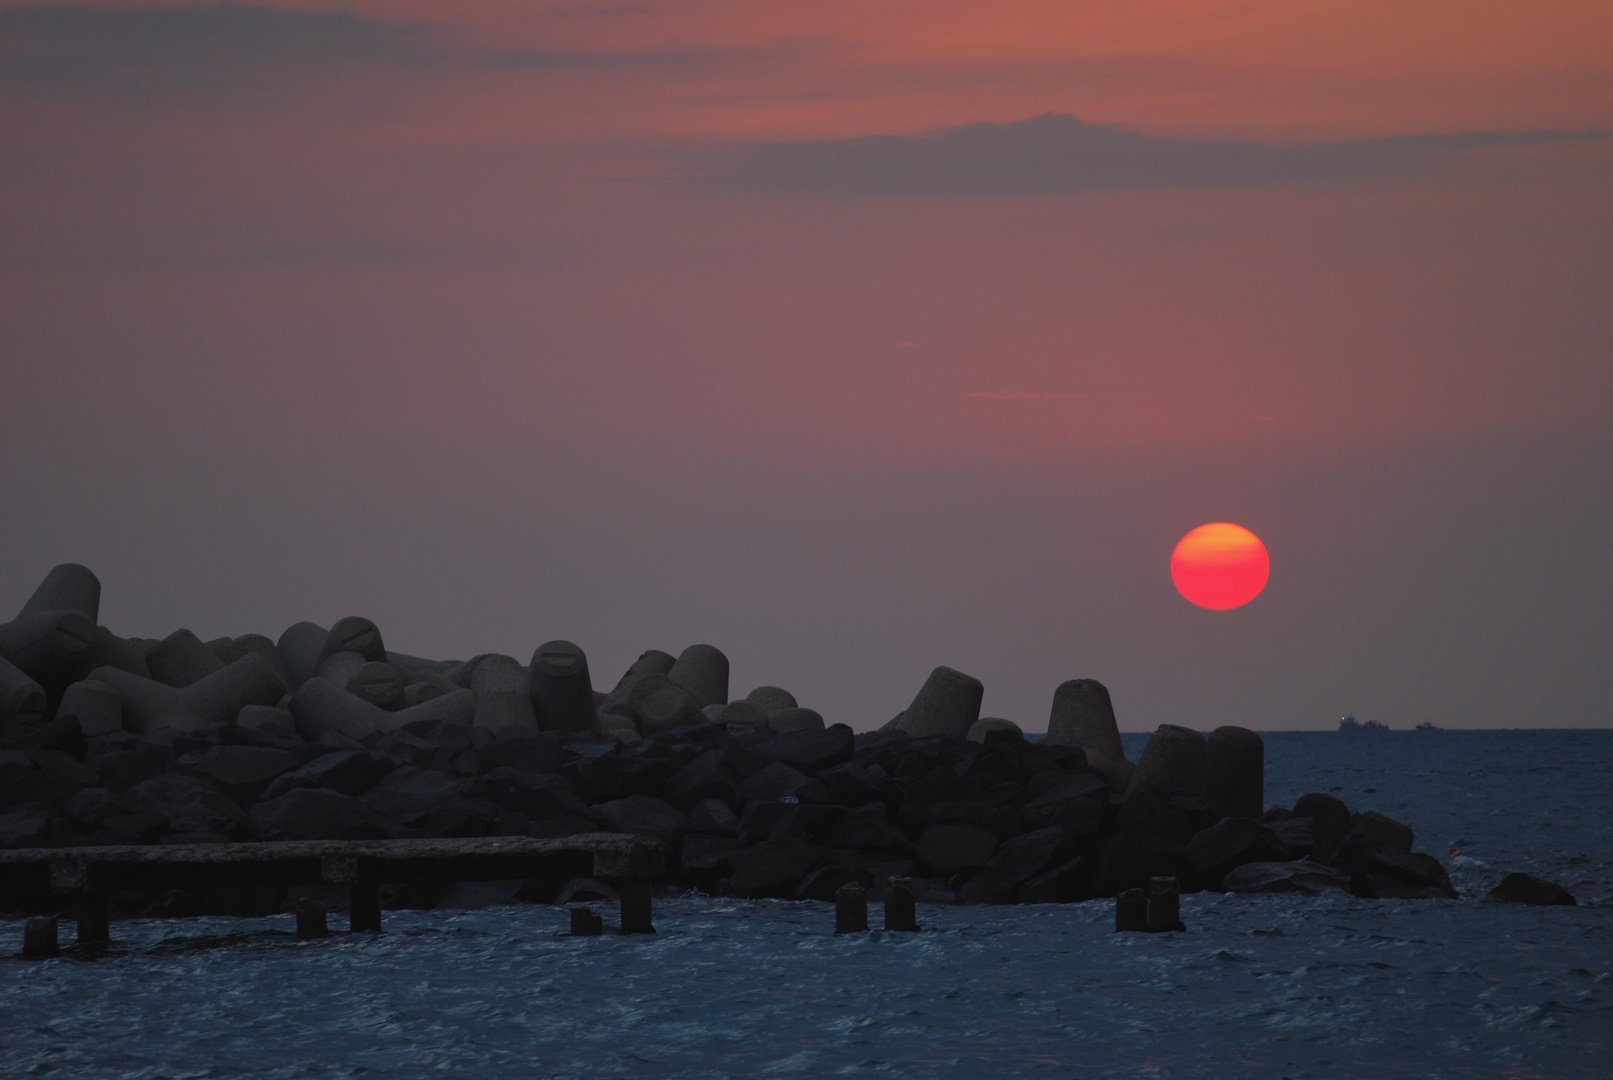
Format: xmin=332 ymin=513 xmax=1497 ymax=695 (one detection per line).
xmin=2 ymin=1 xmax=1610 ymax=730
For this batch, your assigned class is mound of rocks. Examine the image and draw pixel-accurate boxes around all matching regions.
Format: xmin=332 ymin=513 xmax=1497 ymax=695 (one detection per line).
xmin=0 ymin=563 xmax=1464 ymax=914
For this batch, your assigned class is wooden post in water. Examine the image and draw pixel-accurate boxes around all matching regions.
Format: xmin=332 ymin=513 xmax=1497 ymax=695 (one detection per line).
xmin=296 ymin=898 xmax=329 ymax=939
xmin=618 ymin=877 xmax=654 ymax=934
xmin=1115 ymin=888 xmax=1148 ymax=932
xmin=835 ymin=882 xmax=868 ymax=933
xmin=23 ymin=916 xmax=59 ymax=959
xmin=884 ymin=876 xmax=919 ymax=932
xmin=349 ymin=882 xmax=382 ymax=933
xmin=76 ymin=892 xmax=110 ymax=947
xmin=1147 ymin=876 xmax=1184 ymax=932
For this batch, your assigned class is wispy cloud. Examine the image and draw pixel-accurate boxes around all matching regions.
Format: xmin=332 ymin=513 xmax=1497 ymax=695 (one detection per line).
xmin=0 ymin=2 xmax=770 ymax=94
xmin=714 ymin=113 xmax=1599 ymax=196
xmin=970 ymin=391 xmax=1087 ymax=400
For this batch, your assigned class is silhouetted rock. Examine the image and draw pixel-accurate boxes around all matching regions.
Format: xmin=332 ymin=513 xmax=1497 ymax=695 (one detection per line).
xmin=1021 ymin=773 xmax=1109 ymax=834
xmin=362 ymin=766 xmax=464 ymax=827
xmin=124 ymin=773 xmax=248 ymax=838
xmin=262 ymin=750 xmax=384 ymax=799
xmin=738 ymin=761 xmax=828 ymax=805
xmin=1484 ymin=872 xmax=1575 ymax=906
xmin=1329 ymin=833 xmax=1456 ymax=899
xmin=758 ymin=723 xmax=855 ymax=775
xmin=819 ymin=762 xmax=887 ymax=808
xmin=729 ymin=837 xmax=821 ymax=898
xmin=1021 ymin=856 xmax=1095 ymax=903
xmin=985 ymin=825 xmax=1067 ymax=883
xmin=595 ymin=794 xmax=687 ymax=848
xmin=896 ymin=666 xmax=983 ymax=740
xmin=1186 ymin=817 xmax=1291 ymax=890
xmin=182 ymin=745 xmax=301 ymax=805
xmin=250 ymin=787 xmax=392 ymax=840
xmin=798 ymin=864 xmax=874 ymax=902
xmin=1094 ymin=829 xmax=1200 ymax=897
xmin=1223 ymin=858 xmax=1352 ymax=895
xmin=915 ymin=824 xmax=998 ymax=875
xmin=1292 ymin=793 xmax=1354 ymax=862
xmin=1347 ymin=809 xmax=1414 ymax=853
xmin=684 ymin=797 xmax=740 ymax=835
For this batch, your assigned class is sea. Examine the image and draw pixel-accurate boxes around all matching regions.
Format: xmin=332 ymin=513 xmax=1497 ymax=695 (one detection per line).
xmin=3 ymin=729 xmax=1610 ymax=1079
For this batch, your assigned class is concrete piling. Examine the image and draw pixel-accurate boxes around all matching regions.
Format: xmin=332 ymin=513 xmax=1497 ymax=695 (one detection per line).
xmin=296 ymin=898 xmax=329 ymax=939
xmin=1147 ymin=876 xmax=1185 ymax=932
xmin=835 ymin=882 xmax=869 ymax=933
xmin=349 ymin=882 xmax=382 ymax=933
xmin=618 ymin=878 xmax=655 ymax=934
xmin=76 ymin=893 xmax=110 ymax=946
xmin=1115 ymin=888 xmax=1148 ymax=932
xmin=884 ymin=876 xmax=920 ymax=932
xmin=527 ymin=640 xmax=598 ymax=733
xmin=23 ymin=916 xmax=59 ymax=959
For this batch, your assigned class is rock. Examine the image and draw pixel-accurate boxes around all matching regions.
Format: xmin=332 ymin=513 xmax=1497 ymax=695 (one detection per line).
xmin=1126 ymin=725 xmax=1206 ymax=801
xmin=1185 ymin=817 xmax=1291 ymax=889
xmin=967 ymin=717 xmax=1023 ymax=744
xmin=757 ymin=723 xmax=855 ymax=775
xmin=1328 ymin=833 xmax=1457 ymax=899
xmin=361 ymin=767 xmax=465 ymax=826
xmin=145 ymin=629 xmax=226 ymax=688
xmin=798 ymin=864 xmax=874 ymax=902
xmin=661 ymin=748 xmax=741 ymax=810
xmin=54 ymin=679 xmax=122 ymax=737
xmin=526 ymin=640 xmax=597 ymax=733
xmin=766 ymin=803 xmax=844 ymax=845
xmin=1263 ymin=815 xmax=1314 ymax=854
xmin=1223 ymin=858 xmax=1352 ymax=895
xmin=1292 ymin=793 xmax=1354 ymax=861
xmin=737 ymin=761 xmax=828 ymax=805
xmin=896 ymin=666 xmax=983 ymax=740
xmin=0 ymin=802 xmax=52 ymax=847
xmin=262 ymin=750 xmax=384 ymax=799
xmin=1093 ymin=830 xmax=1201 ymax=896
xmin=915 ymin=824 xmax=998 ymax=875
xmin=1484 ymin=872 xmax=1576 ymax=906
xmin=819 ymin=762 xmax=887 ymax=809
xmin=0 ymin=657 xmax=46 ymax=723
xmin=681 ymin=833 xmax=745 ymax=887
xmin=1020 ymin=856 xmax=1096 ymax=903
xmin=768 ymin=707 xmax=824 ymax=734
xmin=818 ymin=802 xmax=909 ymax=851
xmin=184 ymin=745 xmax=302 ymax=804
xmin=595 ymin=794 xmax=687 ymax=847
xmin=729 ymin=838 xmax=822 ymax=898
xmin=1020 ymin=773 xmax=1109 ymax=834
xmin=250 ymin=787 xmax=392 ymax=840
xmin=1204 ymin=726 xmax=1263 ymax=819
xmin=744 ymin=686 xmax=797 ymax=718
xmin=86 ymin=654 xmax=285 ymax=734
xmin=124 ymin=773 xmax=248 ymax=838
xmin=684 ymin=798 xmax=740 ymax=835
xmin=291 ymin=678 xmax=474 ymax=741
xmin=1347 ymin=809 xmax=1414 ymax=853
xmin=986 ymin=825 xmax=1067 ymax=883
xmin=237 ymin=704 xmax=296 ymax=731
xmin=667 ymin=644 xmax=729 ymax=708
xmin=470 ymin=768 xmax=590 ymax=821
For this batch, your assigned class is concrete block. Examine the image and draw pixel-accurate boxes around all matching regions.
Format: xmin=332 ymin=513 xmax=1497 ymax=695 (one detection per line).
xmin=667 ymin=644 xmax=729 ymax=708
xmin=1126 ymin=725 xmax=1206 ymax=800
xmin=527 ymin=640 xmax=597 ymax=733
xmin=18 ymin=563 xmax=100 ymax=622
xmin=87 ymin=653 xmax=286 ymax=734
xmin=1205 ymin=726 xmax=1264 ymax=818
xmin=896 ymin=666 xmax=982 ymax=740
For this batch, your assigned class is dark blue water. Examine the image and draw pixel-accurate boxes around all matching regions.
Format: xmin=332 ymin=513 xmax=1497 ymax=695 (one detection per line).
xmin=5 ymin=731 xmax=1610 ymax=1079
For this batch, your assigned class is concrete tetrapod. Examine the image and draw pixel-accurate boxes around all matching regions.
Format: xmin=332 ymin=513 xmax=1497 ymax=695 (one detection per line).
xmin=527 ymin=640 xmax=598 ymax=733
xmin=1125 ymin=724 xmax=1207 ymax=800
xmin=1205 ymin=726 xmax=1264 ymax=818
xmin=0 ymin=656 xmax=46 ymax=723
xmin=1045 ymin=678 xmax=1133 ymax=793
xmin=967 ymin=717 xmax=1024 ymax=743
xmin=276 ymin=622 xmax=330 ymax=689
xmin=896 ymin=666 xmax=983 ymax=740
xmin=145 ymin=629 xmax=226 ymax=688
xmin=316 ymin=651 xmax=404 ymax=709
xmin=86 ymin=654 xmax=287 ymax=734
xmin=603 ymin=650 xmax=676 ymax=705
xmin=291 ymin=677 xmax=475 ymax=741
xmin=18 ymin=563 xmax=101 ymax=622
xmin=0 ymin=610 xmax=97 ymax=695
xmin=468 ymin=654 xmax=538 ymax=730
xmin=744 ymin=685 xmax=797 ymax=718
xmin=323 ymin=617 xmax=387 ymax=667
xmin=667 ymin=644 xmax=729 ymax=708
xmin=55 ymin=679 xmax=124 ymax=736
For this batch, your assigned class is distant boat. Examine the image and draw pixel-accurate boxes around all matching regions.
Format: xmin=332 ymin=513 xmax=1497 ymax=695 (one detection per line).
xmin=1339 ymin=714 xmax=1390 ymax=732
xmin=1416 ymin=720 xmax=1441 ymax=731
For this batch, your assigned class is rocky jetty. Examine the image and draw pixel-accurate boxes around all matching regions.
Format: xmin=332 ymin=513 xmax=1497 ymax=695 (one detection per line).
xmin=1 ymin=563 xmax=1465 ymax=915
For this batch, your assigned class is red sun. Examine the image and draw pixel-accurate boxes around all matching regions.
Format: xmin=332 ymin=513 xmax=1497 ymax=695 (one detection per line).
xmin=1171 ymin=523 xmax=1270 ymax=610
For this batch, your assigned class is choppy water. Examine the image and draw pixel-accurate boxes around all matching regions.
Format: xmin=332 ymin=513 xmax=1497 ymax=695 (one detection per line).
xmin=5 ymin=731 xmax=1611 ymax=1079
